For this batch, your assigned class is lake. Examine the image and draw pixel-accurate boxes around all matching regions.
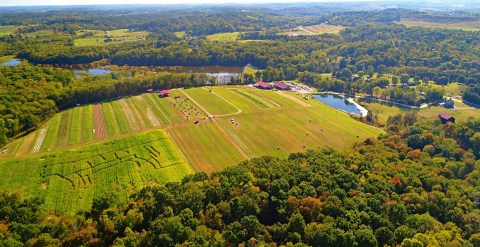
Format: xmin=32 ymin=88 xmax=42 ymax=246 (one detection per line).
xmin=1 ymin=59 xmax=21 ymax=66
xmin=313 ymin=94 xmax=367 ymax=116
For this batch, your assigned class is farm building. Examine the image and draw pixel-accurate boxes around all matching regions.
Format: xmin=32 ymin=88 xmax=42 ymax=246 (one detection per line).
xmin=438 ymin=113 xmax=455 ymax=124
xmin=159 ymin=90 xmax=171 ymax=97
xmin=274 ymin=82 xmax=290 ymax=90
xmin=146 ymin=88 xmax=154 ymax=93
xmin=256 ymin=81 xmax=272 ymax=90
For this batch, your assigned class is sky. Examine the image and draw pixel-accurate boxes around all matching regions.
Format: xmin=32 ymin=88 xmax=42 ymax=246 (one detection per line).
xmin=0 ymin=0 xmax=381 ymax=7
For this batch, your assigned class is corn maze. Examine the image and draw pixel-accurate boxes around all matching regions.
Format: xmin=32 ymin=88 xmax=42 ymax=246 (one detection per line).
xmin=0 ymin=130 xmax=192 ymax=213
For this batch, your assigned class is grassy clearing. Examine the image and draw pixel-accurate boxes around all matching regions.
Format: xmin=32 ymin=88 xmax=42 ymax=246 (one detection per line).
xmin=0 ymin=25 xmax=23 ymax=36
xmin=399 ymin=19 xmax=480 ymax=31
xmin=174 ymin=31 xmax=186 ymax=38
xmin=0 ymin=130 xmax=191 ymax=214
xmin=82 ymin=105 xmax=94 ymax=142
xmin=283 ymin=23 xmax=345 ymax=36
xmin=357 ymin=99 xmax=409 ymax=124
xmin=74 ymin=29 xmax=149 ymax=47
xmin=168 ymin=121 xmax=245 ymax=173
xmin=206 ymin=32 xmax=240 ymax=41
xmin=303 ymin=23 xmax=345 ymax=34
xmin=184 ymin=88 xmax=238 ymax=115
xmin=418 ymin=106 xmax=480 ymax=123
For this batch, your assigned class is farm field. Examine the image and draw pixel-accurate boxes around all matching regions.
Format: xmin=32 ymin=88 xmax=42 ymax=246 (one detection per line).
xmin=0 ymin=130 xmax=192 ymax=213
xmin=399 ymin=19 xmax=480 ymax=31
xmin=74 ymin=29 xmax=149 ymax=46
xmin=0 ymin=93 xmax=189 ymax=158
xmin=216 ymin=98 xmax=383 ymax=159
xmin=283 ymin=23 xmax=345 ymax=36
xmin=2 ymin=86 xmax=385 ymax=203
xmin=182 ymin=87 xmax=239 ymax=115
xmin=206 ymin=32 xmax=241 ymax=41
xmin=168 ymin=121 xmax=246 ymax=173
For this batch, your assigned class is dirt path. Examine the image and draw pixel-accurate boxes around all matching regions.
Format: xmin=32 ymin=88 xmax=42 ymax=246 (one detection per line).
xmin=275 ymin=91 xmax=311 ymax=107
xmin=178 ymin=89 xmax=250 ymax=160
xmin=93 ymin=104 xmax=107 ymax=140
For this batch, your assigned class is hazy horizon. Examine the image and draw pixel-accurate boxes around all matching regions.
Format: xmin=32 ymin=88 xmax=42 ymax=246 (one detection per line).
xmin=0 ymin=0 xmax=449 ymax=7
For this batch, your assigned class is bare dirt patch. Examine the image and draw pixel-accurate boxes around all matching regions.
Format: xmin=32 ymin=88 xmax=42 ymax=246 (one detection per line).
xmin=93 ymin=104 xmax=107 ymax=140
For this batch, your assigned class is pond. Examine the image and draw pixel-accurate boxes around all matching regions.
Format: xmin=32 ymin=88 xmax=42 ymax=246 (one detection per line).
xmin=1 ymin=59 xmax=21 ymax=66
xmin=72 ymin=68 xmax=112 ymax=75
xmin=154 ymin=66 xmax=244 ymax=83
xmin=313 ymin=94 xmax=368 ymax=116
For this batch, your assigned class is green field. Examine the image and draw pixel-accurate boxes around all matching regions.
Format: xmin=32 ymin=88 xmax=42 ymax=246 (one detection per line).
xmin=183 ymin=87 xmax=239 ymax=115
xmin=206 ymin=32 xmax=241 ymax=41
xmin=174 ymin=31 xmax=186 ymax=38
xmin=283 ymin=23 xmax=345 ymax=36
xmin=399 ymin=19 xmax=480 ymax=31
xmin=0 ymin=25 xmax=22 ymax=36
xmin=74 ymin=29 xmax=149 ymax=47
xmin=1 ymin=86 xmax=386 ymax=213
xmin=358 ymin=99 xmax=409 ymax=124
xmin=418 ymin=106 xmax=480 ymax=123
xmin=0 ymin=130 xmax=192 ymax=214
xmin=169 ymin=121 xmax=246 ymax=172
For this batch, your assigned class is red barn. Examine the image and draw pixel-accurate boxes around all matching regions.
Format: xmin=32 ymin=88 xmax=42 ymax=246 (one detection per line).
xmin=159 ymin=90 xmax=171 ymax=97
xmin=438 ymin=113 xmax=455 ymax=124
xmin=256 ymin=81 xmax=272 ymax=90
xmin=274 ymin=81 xmax=290 ymax=90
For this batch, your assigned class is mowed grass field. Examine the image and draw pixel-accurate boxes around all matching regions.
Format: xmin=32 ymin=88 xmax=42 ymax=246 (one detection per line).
xmin=0 ymin=130 xmax=192 ymax=214
xmin=399 ymin=19 xmax=480 ymax=31
xmin=418 ymin=106 xmax=480 ymax=123
xmin=206 ymin=32 xmax=241 ymax=41
xmin=74 ymin=29 xmax=150 ymax=47
xmin=283 ymin=23 xmax=345 ymax=36
xmin=168 ymin=86 xmax=384 ymax=172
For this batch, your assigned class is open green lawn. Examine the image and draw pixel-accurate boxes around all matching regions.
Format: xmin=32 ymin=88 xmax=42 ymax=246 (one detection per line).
xmin=0 ymin=130 xmax=192 ymax=214
xmin=357 ymin=99 xmax=410 ymax=124
xmin=418 ymin=106 xmax=480 ymax=123
xmin=183 ymin=87 xmax=239 ymax=115
xmin=74 ymin=29 xmax=149 ymax=47
xmin=427 ymin=82 xmax=466 ymax=97
xmin=206 ymin=32 xmax=240 ymax=41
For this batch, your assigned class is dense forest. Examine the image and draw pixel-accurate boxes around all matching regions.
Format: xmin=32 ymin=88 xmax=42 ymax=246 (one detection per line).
xmin=1 ymin=115 xmax=480 ymax=246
